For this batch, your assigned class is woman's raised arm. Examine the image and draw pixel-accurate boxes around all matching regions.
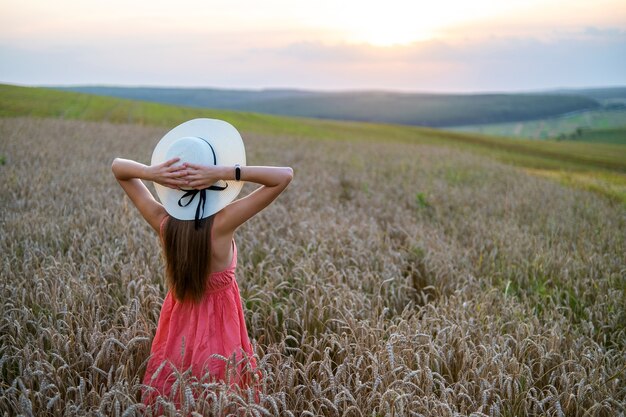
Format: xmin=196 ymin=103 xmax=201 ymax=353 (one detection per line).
xmin=183 ymin=163 xmax=293 ymax=234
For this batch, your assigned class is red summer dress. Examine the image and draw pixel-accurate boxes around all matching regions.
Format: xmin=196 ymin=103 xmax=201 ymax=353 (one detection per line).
xmin=141 ymin=215 xmax=260 ymax=407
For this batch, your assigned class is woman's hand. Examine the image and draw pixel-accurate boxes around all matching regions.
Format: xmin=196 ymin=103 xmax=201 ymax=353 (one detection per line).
xmin=145 ymin=157 xmax=188 ymax=189
xmin=182 ymin=162 xmax=227 ymax=190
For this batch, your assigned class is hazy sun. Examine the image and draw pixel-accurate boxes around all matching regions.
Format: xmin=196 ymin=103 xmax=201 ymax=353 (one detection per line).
xmin=334 ymin=3 xmax=444 ymax=46
xmin=318 ymin=0 xmax=541 ymax=47
xmin=350 ymin=25 xmax=436 ymax=47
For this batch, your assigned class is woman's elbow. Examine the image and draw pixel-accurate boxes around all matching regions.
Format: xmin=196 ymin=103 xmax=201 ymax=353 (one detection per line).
xmin=111 ymin=158 xmax=118 ymax=176
xmin=111 ymin=158 xmax=124 ymax=180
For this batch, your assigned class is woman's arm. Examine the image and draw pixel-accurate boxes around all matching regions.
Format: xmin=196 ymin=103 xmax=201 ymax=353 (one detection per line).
xmin=183 ymin=163 xmax=293 ymax=234
xmin=111 ymin=157 xmax=187 ymax=232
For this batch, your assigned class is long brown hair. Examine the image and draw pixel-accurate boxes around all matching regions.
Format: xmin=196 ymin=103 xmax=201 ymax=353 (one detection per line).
xmin=162 ymin=215 xmax=214 ymax=304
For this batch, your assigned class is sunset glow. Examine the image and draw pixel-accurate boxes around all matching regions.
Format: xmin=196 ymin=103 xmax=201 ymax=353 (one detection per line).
xmin=310 ymin=0 xmax=538 ymax=46
xmin=0 ymin=0 xmax=624 ymax=91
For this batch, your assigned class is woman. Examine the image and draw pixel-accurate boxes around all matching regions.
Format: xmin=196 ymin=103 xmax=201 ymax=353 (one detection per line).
xmin=111 ymin=119 xmax=293 ymax=409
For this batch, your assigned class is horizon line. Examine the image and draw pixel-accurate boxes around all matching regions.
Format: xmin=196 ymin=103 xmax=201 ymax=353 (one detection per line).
xmin=8 ymin=82 xmax=626 ymax=97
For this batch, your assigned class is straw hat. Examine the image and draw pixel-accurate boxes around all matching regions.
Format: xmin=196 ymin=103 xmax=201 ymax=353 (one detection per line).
xmin=151 ymin=118 xmax=246 ymax=224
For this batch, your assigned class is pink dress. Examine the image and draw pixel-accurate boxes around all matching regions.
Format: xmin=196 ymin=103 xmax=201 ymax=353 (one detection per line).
xmin=141 ymin=215 xmax=259 ymax=408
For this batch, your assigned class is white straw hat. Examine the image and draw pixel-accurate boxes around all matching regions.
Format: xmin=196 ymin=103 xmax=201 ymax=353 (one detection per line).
xmin=151 ymin=118 xmax=246 ymax=224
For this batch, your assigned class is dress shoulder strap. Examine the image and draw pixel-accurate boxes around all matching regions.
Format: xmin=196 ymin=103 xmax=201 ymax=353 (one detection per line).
xmin=229 ymin=239 xmax=237 ymax=269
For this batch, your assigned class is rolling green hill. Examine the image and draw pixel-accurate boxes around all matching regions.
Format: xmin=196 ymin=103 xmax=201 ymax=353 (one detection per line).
xmin=552 ymin=86 xmax=626 ymax=102
xmin=2 ymin=83 xmax=625 ymax=202
xmin=54 ymin=85 xmax=601 ymax=127
xmin=451 ymin=109 xmax=626 ymax=144
xmin=559 ymin=126 xmax=626 ymax=145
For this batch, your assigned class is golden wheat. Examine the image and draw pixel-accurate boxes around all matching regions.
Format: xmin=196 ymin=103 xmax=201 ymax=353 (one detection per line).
xmin=0 ymin=117 xmax=624 ymax=416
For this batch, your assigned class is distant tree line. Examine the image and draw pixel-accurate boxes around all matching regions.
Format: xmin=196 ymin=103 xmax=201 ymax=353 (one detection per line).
xmin=56 ymin=86 xmax=603 ymax=127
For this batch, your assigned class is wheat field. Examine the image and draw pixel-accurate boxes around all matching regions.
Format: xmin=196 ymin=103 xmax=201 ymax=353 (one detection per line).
xmin=1 ymin=117 xmax=624 ymax=416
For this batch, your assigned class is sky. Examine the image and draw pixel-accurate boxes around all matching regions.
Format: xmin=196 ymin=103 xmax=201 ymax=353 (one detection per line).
xmin=0 ymin=0 xmax=625 ymax=93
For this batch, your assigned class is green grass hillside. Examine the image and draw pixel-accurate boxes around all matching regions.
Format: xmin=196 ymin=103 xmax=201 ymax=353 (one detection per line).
xmin=452 ymin=108 xmax=626 ymax=144
xmin=2 ymin=83 xmax=625 ymax=202
xmin=558 ymin=126 xmax=626 ymax=145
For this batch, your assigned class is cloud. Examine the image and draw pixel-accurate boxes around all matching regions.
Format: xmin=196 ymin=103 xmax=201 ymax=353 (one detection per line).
xmin=582 ymin=26 xmax=626 ymax=38
xmin=255 ymin=28 xmax=626 ymax=91
xmin=272 ymin=41 xmax=373 ymax=61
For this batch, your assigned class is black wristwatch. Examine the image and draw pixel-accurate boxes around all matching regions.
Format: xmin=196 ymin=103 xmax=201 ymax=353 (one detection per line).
xmin=234 ymin=164 xmax=241 ymax=181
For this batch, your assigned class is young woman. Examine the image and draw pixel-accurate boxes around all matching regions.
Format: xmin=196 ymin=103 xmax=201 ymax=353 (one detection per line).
xmin=111 ymin=119 xmax=293 ymax=409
